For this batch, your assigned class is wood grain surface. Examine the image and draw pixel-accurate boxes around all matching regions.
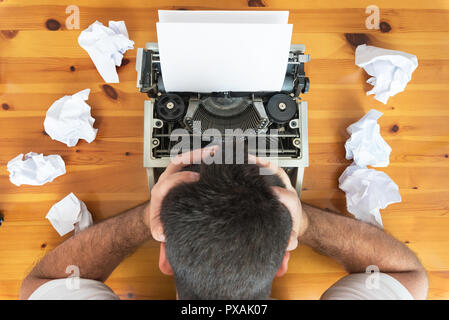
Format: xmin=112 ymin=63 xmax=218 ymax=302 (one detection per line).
xmin=0 ymin=0 xmax=448 ymax=300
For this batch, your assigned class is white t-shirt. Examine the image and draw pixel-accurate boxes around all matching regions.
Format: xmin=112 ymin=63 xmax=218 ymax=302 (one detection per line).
xmin=28 ymin=273 xmax=413 ymax=300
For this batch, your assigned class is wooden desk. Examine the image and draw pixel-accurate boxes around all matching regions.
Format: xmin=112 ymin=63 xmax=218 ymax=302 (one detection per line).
xmin=1 ymin=0 xmax=448 ymax=299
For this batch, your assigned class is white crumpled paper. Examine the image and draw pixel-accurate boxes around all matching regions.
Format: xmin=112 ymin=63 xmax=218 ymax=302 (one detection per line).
xmin=345 ymin=109 xmax=392 ymax=167
xmin=44 ymin=89 xmax=98 ymax=147
xmin=355 ymin=44 xmax=418 ymax=104
xmin=78 ymin=20 xmax=134 ymax=83
xmin=339 ymin=164 xmax=401 ymax=228
xmin=46 ymin=193 xmax=93 ymax=236
xmin=7 ymin=152 xmax=66 ymax=186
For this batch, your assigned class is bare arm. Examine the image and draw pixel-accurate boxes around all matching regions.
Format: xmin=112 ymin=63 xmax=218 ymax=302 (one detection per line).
xmin=299 ymin=204 xmax=428 ymax=299
xmin=19 ymin=202 xmax=151 ymax=299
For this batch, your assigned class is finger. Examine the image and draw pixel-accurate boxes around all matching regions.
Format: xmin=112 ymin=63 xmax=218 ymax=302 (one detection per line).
xmin=286 ymin=232 xmax=299 ymax=251
xmin=248 ymin=154 xmax=293 ymax=190
xmin=151 ymin=224 xmax=165 ymax=242
xmin=160 ymin=146 xmax=219 ymax=180
xmin=271 ymin=184 xmax=300 ymax=251
xmin=156 ymin=171 xmax=200 ymax=197
xmin=173 ymin=145 xmax=218 ymax=165
xmin=272 ymin=186 xmax=301 ymax=236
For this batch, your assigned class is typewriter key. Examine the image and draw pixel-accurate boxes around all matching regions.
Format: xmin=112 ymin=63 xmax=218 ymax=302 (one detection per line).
xmin=155 ymin=94 xmax=186 ymax=122
xmin=266 ymin=94 xmax=297 ymax=124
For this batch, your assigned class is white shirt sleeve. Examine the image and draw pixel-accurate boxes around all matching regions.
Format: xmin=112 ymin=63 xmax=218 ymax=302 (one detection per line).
xmin=28 ymin=278 xmax=120 ymax=300
xmin=321 ymin=273 xmax=414 ymax=300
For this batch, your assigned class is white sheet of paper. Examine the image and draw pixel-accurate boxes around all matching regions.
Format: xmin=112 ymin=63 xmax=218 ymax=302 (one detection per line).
xmin=355 ymin=44 xmax=418 ymax=104
xmin=339 ymin=164 xmax=402 ymax=228
xmin=46 ymin=193 xmax=93 ymax=236
xmin=78 ymin=20 xmax=134 ymax=83
xmin=44 ymin=89 xmax=98 ymax=147
xmin=158 ymin=10 xmax=289 ymax=24
xmin=156 ymin=22 xmax=292 ymax=92
xmin=345 ymin=109 xmax=392 ymax=167
xmin=7 ymin=152 xmax=66 ymax=187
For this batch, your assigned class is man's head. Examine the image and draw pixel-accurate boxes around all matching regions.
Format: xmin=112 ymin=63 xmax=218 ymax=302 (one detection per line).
xmin=159 ymin=163 xmax=292 ymax=299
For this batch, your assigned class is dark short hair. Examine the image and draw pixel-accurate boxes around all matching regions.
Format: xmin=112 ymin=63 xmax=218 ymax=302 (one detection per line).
xmin=160 ymin=163 xmax=292 ymax=299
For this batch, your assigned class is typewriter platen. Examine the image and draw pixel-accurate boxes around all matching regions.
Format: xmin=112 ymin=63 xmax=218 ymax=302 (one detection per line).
xmin=136 ymin=42 xmax=310 ymax=193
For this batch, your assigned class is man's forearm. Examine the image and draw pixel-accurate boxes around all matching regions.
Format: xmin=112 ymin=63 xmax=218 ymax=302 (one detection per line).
xmin=21 ymin=202 xmax=151 ymax=298
xmin=299 ymin=204 xmax=424 ymax=274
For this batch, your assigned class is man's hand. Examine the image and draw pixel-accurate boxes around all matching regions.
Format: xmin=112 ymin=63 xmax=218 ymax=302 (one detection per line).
xmin=144 ymin=146 xmax=219 ymax=242
xmin=248 ymin=155 xmax=309 ymax=251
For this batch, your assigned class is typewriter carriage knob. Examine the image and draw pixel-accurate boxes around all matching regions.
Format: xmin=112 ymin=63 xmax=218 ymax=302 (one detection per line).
xmin=266 ymin=94 xmax=297 ymax=125
xmin=155 ymin=94 xmax=186 ymax=122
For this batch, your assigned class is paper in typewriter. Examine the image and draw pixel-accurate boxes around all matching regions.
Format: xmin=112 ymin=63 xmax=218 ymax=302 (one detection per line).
xmin=156 ymin=11 xmax=292 ymax=93
xmin=158 ymin=10 xmax=289 ymax=24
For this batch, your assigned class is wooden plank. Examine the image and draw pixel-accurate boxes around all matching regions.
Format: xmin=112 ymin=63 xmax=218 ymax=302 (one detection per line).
xmin=2 ymin=31 xmax=449 ymax=60
xmin=1 ymin=6 xmax=449 ymax=32
xmin=2 ymin=57 xmax=449 ymax=86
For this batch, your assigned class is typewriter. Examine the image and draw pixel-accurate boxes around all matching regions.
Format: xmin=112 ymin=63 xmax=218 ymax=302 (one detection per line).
xmin=136 ymin=42 xmax=310 ymax=193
